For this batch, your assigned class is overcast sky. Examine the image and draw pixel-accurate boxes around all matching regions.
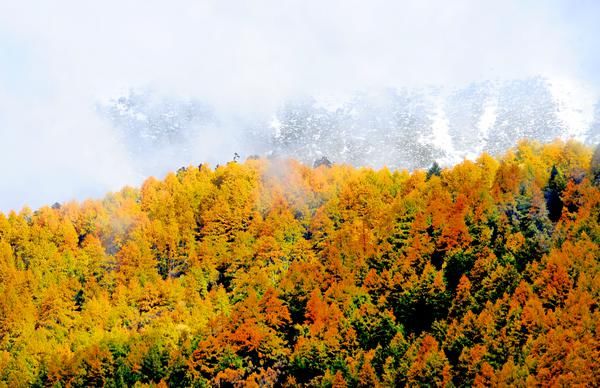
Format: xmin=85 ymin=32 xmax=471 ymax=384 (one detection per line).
xmin=1 ymin=0 xmax=599 ymax=211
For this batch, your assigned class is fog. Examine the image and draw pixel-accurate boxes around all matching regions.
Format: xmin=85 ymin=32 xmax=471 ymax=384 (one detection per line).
xmin=1 ymin=0 xmax=599 ymax=210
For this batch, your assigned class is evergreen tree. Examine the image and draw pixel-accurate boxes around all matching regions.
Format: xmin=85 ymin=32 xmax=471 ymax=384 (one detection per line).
xmin=592 ymin=144 xmax=600 ymax=186
xmin=544 ymin=165 xmax=566 ymax=222
xmin=426 ymin=161 xmax=442 ymax=180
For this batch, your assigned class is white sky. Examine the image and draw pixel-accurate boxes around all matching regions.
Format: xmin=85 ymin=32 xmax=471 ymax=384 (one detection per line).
xmin=0 ymin=0 xmax=599 ymax=210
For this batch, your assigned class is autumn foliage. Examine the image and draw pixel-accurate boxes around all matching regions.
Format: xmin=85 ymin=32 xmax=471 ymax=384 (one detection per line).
xmin=0 ymin=140 xmax=598 ymax=387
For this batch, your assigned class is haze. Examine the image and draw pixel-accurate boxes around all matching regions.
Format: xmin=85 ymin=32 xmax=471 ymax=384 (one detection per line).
xmin=1 ymin=0 xmax=599 ymax=211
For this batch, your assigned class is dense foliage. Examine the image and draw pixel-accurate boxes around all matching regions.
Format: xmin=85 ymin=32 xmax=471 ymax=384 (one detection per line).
xmin=0 ymin=140 xmax=599 ymax=387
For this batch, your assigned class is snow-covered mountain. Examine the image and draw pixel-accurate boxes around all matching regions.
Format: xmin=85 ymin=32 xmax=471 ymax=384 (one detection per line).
xmin=99 ymin=77 xmax=600 ymax=171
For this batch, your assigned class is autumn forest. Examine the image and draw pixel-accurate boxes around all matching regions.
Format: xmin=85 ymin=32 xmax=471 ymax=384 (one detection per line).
xmin=1 ymin=140 xmax=599 ymax=387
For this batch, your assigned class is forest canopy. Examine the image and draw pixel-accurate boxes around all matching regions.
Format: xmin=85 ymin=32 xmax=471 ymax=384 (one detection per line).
xmin=0 ymin=140 xmax=598 ymax=387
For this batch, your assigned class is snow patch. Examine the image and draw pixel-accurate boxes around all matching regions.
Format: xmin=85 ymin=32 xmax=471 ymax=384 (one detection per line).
xmin=547 ymin=77 xmax=597 ymax=141
xmin=270 ymin=116 xmax=282 ymax=138
xmin=427 ymin=97 xmax=460 ymax=165
xmin=470 ymin=95 xmax=498 ymax=158
xmin=477 ymin=101 xmax=497 ymax=140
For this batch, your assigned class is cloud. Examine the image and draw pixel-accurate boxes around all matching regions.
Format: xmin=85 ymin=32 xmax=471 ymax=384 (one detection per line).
xmin=0 ymin=0 xmax=598 ymax=210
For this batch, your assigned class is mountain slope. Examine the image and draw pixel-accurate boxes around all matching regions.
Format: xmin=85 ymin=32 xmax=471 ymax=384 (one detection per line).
xmin=101 ymin=77 xmax=600 ymax=172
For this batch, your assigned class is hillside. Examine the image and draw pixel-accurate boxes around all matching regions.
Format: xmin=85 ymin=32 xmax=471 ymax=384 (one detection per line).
xmin=102 ymin=77 xmax=600 ymax=174
xmin=0 ymin=140 xmax=599 ymax=386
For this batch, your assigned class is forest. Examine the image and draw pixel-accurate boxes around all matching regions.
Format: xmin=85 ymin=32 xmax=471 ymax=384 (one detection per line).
xmin=0 ymin=140 xmax=599 ymax=387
